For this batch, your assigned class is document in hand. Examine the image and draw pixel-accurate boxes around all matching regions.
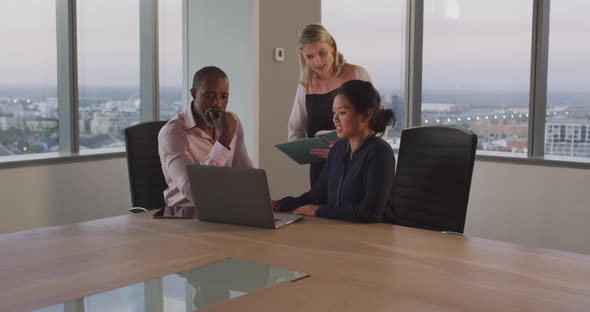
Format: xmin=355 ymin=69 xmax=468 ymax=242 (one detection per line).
xmin=275 ymin=131 xmax=339 ymax=165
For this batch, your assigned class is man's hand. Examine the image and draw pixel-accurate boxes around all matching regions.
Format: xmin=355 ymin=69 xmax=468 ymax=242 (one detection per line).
xmin=214 ymin=111 xmax=237 ymax=148
xmin=292 ymin=204 xmax=320 ymax=216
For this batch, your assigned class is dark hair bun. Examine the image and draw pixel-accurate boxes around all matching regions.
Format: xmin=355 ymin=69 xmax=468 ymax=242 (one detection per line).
xmin=370 ymin=108 xmax=396 ymax=134
xmin=335 ymin=80 xmax=396 ymax=135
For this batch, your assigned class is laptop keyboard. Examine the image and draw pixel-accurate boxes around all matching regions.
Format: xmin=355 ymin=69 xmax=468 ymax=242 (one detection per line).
xmin=274 ymin=218 xmax=282 ymax=222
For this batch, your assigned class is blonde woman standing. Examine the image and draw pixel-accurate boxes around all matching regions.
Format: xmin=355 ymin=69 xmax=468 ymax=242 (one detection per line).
xmin=288 ymin=23 xmax=372 ymax=187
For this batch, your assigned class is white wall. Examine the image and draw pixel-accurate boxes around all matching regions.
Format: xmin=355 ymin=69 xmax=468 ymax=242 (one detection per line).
xmin=466 ymin=161 xmax=590 ymax=255
xmin=186 ymin=0 xmax=258 ymax=163
xmin=0 ymin=158 xmax=131 ymax=234
xmin=2 ymin=156 xmax=588 ymax=255
xmin=257 ymin=0 xmax=321 ymax=198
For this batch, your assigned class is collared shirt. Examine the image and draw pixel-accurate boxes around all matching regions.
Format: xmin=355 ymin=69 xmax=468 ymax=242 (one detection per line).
xmin=158 ymin=105 xmax=253 ymax=207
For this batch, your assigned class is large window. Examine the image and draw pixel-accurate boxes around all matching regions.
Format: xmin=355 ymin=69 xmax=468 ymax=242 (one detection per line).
xmin=77 ymin=0 xmax=140 ymax=150
xmin=0 ymin=1 xmax=58 ymax=156
xmin=322 ymin=0 xmax=407 ymax=148
xmin=546 ymin=0 xmax=590 ymax=161
xmin=422 ymin=0 xmax=533 ymax=156
xmin=3 ymin=2 xmax=590 ymax=166
xmin=159 ymin=0 xmax=184 ymax=121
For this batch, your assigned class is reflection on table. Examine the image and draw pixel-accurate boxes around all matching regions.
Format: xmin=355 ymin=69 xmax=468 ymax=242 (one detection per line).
xmin=35 ymin=258 xmax=308 ymax=312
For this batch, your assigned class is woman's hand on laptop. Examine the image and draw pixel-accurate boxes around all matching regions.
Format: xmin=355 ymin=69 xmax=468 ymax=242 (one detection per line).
xmin=292 ymin=204 xmax=319 ymax=216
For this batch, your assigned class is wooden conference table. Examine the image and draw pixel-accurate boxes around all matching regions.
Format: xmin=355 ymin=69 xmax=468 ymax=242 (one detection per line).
xmin=0 ymin=211 xmax=589 ymax=311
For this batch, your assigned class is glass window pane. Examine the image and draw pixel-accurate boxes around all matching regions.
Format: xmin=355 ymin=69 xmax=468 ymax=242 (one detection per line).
xmin=322 ymin=0 xmax=407 ymax=148
xmin=163 ymin=273 xmax=188 ymax=311
xmin=422 ymin=0 xmax=533 ymax=156
xmin=33 ymin=304 xmax=64 ymax=312
xmin=546 ymin=0 xmax=590 ymax=161
xmin=159 ymin=0 xmax=184 ymax=121
xmin=0 ymin=1 xmax=58 ymax=157
xmin=77 ymin=0 xmax=140 ymax=150
xmin=84 ymin=282 xmax=145 ymax=312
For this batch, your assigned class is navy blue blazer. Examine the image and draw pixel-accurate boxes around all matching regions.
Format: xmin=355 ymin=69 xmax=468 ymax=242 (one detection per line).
xmin=280 ymin=134 xmax=396 ymax=223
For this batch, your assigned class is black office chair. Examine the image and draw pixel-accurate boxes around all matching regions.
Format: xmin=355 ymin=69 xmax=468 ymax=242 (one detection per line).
xmin=124 ymin=121 xmax=168 ymax=213
xmin=392 ymin=126 xmax=477 ymax=233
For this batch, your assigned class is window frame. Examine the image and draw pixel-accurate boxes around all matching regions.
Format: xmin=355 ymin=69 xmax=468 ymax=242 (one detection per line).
xmin=327 ymin=0 xmax=589 ymax=169
xmin=0 ymin=0 xmax=160 ymax=167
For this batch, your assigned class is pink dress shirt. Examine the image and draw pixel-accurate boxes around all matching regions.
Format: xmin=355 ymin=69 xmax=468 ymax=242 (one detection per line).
xmin=158 ymin=106 xmax=253 ymax=206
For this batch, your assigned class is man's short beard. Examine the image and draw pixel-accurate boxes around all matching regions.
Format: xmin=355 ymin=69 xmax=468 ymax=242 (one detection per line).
xmin=197 ymin=107 xmax=224 ymax=127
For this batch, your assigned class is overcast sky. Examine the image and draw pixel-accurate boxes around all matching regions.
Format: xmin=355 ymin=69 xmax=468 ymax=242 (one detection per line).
xmin=0 ymin=0 xmax=588 ymax=93
xmin=324 ymin=0 xmax=590 ymax=92
xmin=0 ymin=0 xmax=181 ymax=87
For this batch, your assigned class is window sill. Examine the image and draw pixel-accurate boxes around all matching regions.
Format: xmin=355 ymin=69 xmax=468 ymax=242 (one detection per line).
xmin=2 ymin=145 xmax=589 ymax=171
xmin=475 ymin=153 xmax=590 ymax=170
xmin=0 ymin=147 xmax=126 ymax=169
xmin=391 ymin=144 xmax=590 ymax=170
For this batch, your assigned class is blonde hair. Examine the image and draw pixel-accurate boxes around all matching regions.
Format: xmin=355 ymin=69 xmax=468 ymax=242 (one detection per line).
xmin=297 ymin=24 xmax=345 ymax=86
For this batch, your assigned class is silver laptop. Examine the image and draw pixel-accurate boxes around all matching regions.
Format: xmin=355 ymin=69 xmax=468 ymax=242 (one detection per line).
xmin=187 ymin=164 xmax=302 ymax=229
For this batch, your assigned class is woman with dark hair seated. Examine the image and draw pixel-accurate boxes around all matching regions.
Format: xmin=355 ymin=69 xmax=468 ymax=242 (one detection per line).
xmin=274 ymin=80 xmax=396 ymax=223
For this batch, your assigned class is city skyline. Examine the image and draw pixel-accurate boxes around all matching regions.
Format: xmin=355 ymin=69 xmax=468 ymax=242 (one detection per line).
xmin=2 ymin=85 xmax=589 ymax=155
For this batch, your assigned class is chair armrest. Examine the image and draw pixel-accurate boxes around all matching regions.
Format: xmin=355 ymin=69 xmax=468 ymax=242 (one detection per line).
xmin=441 ymin=231 xmax=464 ymax=236
xmin=129 ymin=207 xmax=149 ymax=213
